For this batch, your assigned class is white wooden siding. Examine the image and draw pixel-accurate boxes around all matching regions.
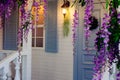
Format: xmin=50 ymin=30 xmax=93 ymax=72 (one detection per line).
xmin=0 ymin=28 xmax=3 ymax=50
xmin=32 ymin=0 xmax=74 ymax=80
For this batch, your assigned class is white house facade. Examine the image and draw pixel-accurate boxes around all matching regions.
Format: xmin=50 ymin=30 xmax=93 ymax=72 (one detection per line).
xmin=0 ymin=0 xmax=118 ymax=80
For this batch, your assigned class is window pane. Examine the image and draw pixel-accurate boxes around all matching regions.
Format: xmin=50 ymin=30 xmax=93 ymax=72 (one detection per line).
xmin=36 ymin=38 xmax=43 ymax=47
xmin=36 ymin=27 xmax=43 ymax=37
xmin=31 ymin=5 xmax=44 ymax=25
xmin=32 ymin=38 xmax=35 ymax=47
xmin=32 ymin=28 xmax=35 ymax=37
xmin=31 ymin=4 xmax=44 ymax=48
xmin=36 ymin=6 xmax=44 ymax=25
xmin=36 ymin=15 xmax=44 ymax=25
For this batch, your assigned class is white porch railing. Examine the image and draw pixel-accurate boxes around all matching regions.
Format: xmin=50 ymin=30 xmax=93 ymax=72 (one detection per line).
xmin=0 ymin=50 xmax=21 ymax=80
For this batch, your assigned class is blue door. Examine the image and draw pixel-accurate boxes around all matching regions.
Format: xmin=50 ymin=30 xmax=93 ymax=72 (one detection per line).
xmin=74 ymin=3 xmax=105 ymax=80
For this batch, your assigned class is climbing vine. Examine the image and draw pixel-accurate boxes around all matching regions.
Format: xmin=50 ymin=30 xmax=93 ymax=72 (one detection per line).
xmin=73 ymin=0 xmax=120 ymax=80
xmin=0 ymin=0 xmax=47 ymax=51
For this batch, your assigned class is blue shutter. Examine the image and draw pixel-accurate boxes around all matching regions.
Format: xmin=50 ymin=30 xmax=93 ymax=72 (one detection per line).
xmin=3 ymin=8 xmax=18 ymax=50
xmin=45 ymin=0 xmax=58 ymax=53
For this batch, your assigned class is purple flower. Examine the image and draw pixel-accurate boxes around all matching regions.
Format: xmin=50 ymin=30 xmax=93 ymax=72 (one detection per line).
xmin=93 ymin=13 xmax=111 ymax=80
xmin=118 ymin=13 xmax=120 ymax=24
xmin=84 ymin=0 xmax=94 ymax=50
xmin=117 ymin=72 xmax=120 ymax=80
xmin=72 ymin=10 xmax=78 ymax=54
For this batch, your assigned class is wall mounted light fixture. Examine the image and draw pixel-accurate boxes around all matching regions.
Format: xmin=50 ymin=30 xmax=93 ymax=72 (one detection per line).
xmin=61 ymin=0 xmax=70 ymax=18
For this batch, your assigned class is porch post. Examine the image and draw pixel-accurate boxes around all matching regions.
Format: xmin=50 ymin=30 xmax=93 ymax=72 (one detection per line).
xmin=22 ymin=28 xmax=32 ymax=80
xmin=14 ymin=57 xmax=20 ymax=80
xmin=22 ymin=0 xmax=33 ymax=80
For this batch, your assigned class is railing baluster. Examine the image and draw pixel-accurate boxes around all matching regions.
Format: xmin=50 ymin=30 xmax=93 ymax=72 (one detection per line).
xmin=0 ymin=51 xmax=22 ymax=80
xmin=7 ymin=63 xmax=12 ymax=80
xmin=14 ymin=57 xmax=20 ymax=80
xmin=3 ymin=65 xmax=8 ymax=80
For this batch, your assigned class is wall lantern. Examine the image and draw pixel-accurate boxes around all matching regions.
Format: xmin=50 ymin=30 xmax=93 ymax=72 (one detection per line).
xmin=61 ymin=0 xmax=70 ymax=18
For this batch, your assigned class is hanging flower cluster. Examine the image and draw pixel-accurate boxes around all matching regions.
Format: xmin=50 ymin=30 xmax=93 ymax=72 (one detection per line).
xmin=73 ymin=0 xmax=120 ymax=80
xmin=94 ymin=0 xmax=120 ymax=80
xmin=17 ymin=0 xmax=30 ymax=50
xmin=0 ymin=0 xmax=47 ymax=50
xmin=21 ymin=11 xmax=32 ymax=42
xmin=72 ymin=10 xmax=79 ymax=55
xmin=18 ymin=0 xmax=47 ymax=50
xmin=0 ymin=0 xmax=14 ymax=18
xmin=43 ymin=0 xmax=47 ymax=15
xmin=93 ymin=13 xmax=111 ymax=80
xmin=0 ymin=0 xmax=28 ymax=50
xmin=109 ymin=1 xmax=120 ymax=79
xmin=84 ymin=0 xmax=94 ymax=50
xmin=0 ymin=0 xmax=26 ymax=18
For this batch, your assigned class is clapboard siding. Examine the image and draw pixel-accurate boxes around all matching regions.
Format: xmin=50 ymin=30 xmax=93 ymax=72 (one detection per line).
xmin=0 ymin=29 xmax=3 ymax=50
xmin=32 ymin=0 xmax=74 ymax=80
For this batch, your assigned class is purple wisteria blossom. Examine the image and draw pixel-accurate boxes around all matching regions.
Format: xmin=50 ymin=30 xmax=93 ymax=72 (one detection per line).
xmin=43 ymin=0 xmax=47 ymax=18
xmin=101 ymin=14 xmax=111 ymax=49
xmin=17 ymin=0 xmax=48 ymax=49
xmin=117 ymin=13 xmax=120 ymax=24
xmin=17 ymin=2 xmax=29 ymax=50
xmin=84 ymin=0 xmax=94 ymax=50
xmin=93 ymin=13 xmax=111 ymax=80
xmin=117 ymin=72 xmax=120 ymax=80
xmin=116 ymin=12 xmax=120 ymax=80
xmin=72 ymin=10 xmax=78 ymax=55
xmin=0 ymin=0 xmax=14 ymax=18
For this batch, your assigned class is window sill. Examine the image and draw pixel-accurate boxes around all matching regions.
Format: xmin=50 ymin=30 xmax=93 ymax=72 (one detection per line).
xmin=32 ymin=47 xmax=44 ymax=50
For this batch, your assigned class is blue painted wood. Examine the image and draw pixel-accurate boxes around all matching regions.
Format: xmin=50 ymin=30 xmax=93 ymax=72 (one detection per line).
xmin=73 ymin=8 xmax=101 ymax=80
xmin=45 ymin=0 xmax=58 ymax=53
xmin=3 ymin=8 xmax=18 ymax=50
xmin=74 ymin=24 xmax=95 ymax=80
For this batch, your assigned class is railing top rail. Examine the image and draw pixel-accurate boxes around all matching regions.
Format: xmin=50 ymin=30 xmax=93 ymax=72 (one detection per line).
xmin=0 ymin=51 xmax=19 ymax=69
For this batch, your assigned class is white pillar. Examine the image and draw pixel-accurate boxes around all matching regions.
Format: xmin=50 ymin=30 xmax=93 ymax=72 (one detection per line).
xmin=3 ymin=65 xmax=8 ymax=80
xmin=7 ymin=63 xmax=12 ymax=80
xmin=22 ymin=28 xmax=32 ymax=80
xmin=22 ymin=23 xmax=32 ymax=80
xmin=14 ymin=57 xmax=20 ymax=80
xmin=22 ymin=0 xmax=33 ymax=80
xmin=102 ymin=66 xmax=110 ymax=80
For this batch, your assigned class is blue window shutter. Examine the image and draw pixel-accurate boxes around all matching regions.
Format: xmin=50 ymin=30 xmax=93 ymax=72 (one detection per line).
xmin=3 ymin=8 xmax=18 ymax=50
xmin=45 ymin=0 xmax=58 ymax=53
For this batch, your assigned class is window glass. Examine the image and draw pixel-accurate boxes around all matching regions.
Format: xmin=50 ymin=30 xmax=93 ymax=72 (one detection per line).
xmin=36 ymin=27 xmax=43 ymax=37
xmin=36 ymin=38 xmax=43 ymax=47
xmin=31 ymin=5 xmax=44 ymax=48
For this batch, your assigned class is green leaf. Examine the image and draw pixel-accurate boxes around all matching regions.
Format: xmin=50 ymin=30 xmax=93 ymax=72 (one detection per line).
xmin=17 ymin=1 xmax=22 ymax=8
xmin=63 ymin=19 xmax=70 ymax=37
xmin=117 ymin=61 xmax=120 ymax=70
xmin=114 ymin=36 xmax=119 ymax=42
xmin=81 ymin=0 xmax=86 ymax=7
xmin=71 ymin=0 xmax=85 ymax=7
xmin=119 ymin=0 xmax=120 ymax=5
xmin=106 ymin=0 xmax=109 ymax=9
xmin=71 ymin=0 xmax=78 ymax=7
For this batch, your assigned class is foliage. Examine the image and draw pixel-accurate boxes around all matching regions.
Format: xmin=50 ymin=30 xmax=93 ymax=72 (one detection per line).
xmin=73 ymin=0 xmax=120 ymax=80
xmin=63 ymin=19 xmax=70 ymax=37
xmin=0 ymin=0 xmax=47 ymax=51
xmin=63 ymin=8 xmax=70 ymax=37
xmin=95 ymin=0 xmax=120 ymax=80
xmin=72 ymin=10 xmax=78 ymax=55
xmin=72 ymin=0 xmax=86 ymax=7
xmin=89 ymin=16 xmax=98 ymax=30
xmin=94 ymin=13 xmax=111 ymax=80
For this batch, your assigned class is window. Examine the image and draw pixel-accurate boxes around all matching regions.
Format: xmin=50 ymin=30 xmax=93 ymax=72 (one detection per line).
xmin=31 ymin=5 xmax=44 ymax=48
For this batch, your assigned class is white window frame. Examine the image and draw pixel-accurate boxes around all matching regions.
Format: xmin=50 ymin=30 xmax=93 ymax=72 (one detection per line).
xmin=32 ymin=5 xmax=45 ymax=49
